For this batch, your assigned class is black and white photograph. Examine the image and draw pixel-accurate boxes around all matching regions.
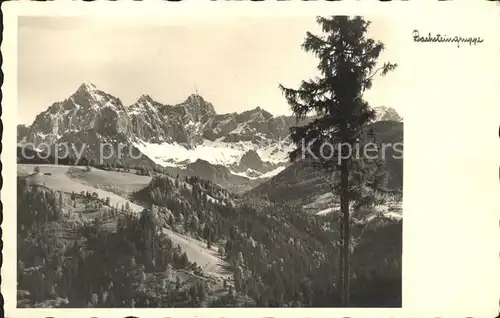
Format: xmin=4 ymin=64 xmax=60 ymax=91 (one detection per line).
xmin=15 ymin=15 xmax=403 ymax=308
xmin=3 ymin=1 xmax=499 ymax=316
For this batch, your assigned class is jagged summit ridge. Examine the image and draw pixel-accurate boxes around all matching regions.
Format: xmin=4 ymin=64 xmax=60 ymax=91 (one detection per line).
xmin=374 ymin=106 xmax=402 ymax=122
xmin=21 ymin=82 xmax=402 ymax=183
xmin=137 ymin=94 xmax=154 ymax=103
xmin=76 ymin=81 xmax=97 ymax=92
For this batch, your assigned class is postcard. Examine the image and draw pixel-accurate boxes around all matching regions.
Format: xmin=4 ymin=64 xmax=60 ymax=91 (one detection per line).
xmin=2 ymin=1 xmax=500 ymax=317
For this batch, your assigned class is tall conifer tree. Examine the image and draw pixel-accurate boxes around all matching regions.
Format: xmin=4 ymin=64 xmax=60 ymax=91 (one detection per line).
xmin=280 ymin=16 xmax=397 ymax=306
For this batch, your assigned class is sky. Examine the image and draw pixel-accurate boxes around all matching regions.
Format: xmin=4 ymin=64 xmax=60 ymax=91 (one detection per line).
xmin=17 ymin=16 xmax=408 ymax=125
xmin=16 ymin=13 xmax=493 ymax=125
xmin=9 ymin=6 xmax=500 ymax=313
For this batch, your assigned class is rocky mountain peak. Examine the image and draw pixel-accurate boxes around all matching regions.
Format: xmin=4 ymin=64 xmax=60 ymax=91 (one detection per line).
xmin=185 ymin=93 xmax=203 ymax=102
xmin=174 ymin=93 xmax=216 ymax=123
xmin=239 ymin=150 xmax=264 ymax=170
xmin=20 ymin=85 xmax=296 ymax=184
xmin=69 ymin=82 xmax=122 ymax=111
xmin=137 ymin=94 xmax=154 ymax=104
xmin=238 ymin=107 xmax=273 ymax=122
xmin=76 ymin=82 xmax=97 ymax=93
xmin=374 ymin=106 xmax=402 ymax=122
xmin=72 ymin=82 xmax=100 ymax=102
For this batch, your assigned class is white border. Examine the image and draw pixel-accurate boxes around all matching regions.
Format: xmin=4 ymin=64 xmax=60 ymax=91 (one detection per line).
xmin=3 ymin=1 xmax=500 ymax=317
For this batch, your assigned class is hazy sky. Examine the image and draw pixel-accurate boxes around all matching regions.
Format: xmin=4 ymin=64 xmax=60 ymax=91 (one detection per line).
xmin=17 ymin=16 xmax=409 ymax=125
xmin=17 ymin=14 xmax=491 ymax=125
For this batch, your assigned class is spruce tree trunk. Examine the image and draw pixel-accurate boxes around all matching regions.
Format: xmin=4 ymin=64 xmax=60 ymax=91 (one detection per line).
xmin=338 ymin=221 xmax=344 ymax=300
xmin=340 ymin=159 xmax=350 ymax=306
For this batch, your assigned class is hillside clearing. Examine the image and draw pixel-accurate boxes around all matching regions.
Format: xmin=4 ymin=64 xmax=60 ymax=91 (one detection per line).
xmin=18 ymin=163 xmax=231 ymax=280
xmin=66 ymin=166 xmax=151 ymax=191
xmin=304 ymin=191 xmax=403 ymax=220
xmin=19 ymin=164 xmax=145 ymax=213
xmin=162 ymin=228 xmax=231 ymax=280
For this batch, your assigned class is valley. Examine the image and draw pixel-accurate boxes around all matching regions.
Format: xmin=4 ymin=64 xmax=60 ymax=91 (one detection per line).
xmin=17 ymin=160 xmax=402 ymax=308
xmin=18 ymin=164 xmax=231 ymax=276
xmin=12 ymin=13 xmax=414 ymax=310
xmin=17 ymin=83 xmax=403 ymax=308
xmin=16 ymin=85 xmax=404 ymax=308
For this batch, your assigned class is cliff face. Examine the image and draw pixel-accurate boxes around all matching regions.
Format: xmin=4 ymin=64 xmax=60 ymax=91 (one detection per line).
xmin=20 ymin=82 xmax=402 ymax=193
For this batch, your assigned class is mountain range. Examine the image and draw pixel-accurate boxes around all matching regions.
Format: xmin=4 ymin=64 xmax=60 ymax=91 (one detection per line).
xmin=18 ymin=82 xmax=403 ymax=193
xmin=17 ymin=82 xmax=404 ymax=307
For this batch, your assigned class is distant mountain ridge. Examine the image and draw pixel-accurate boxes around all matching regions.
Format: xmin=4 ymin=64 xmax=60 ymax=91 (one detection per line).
xmin=247 ymin=120 xmax=404 ymax=213
xmin=373 ymin=106 xmax=403 ymax=122
xmin=18 ymin=82 xmax=402 ymax=193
